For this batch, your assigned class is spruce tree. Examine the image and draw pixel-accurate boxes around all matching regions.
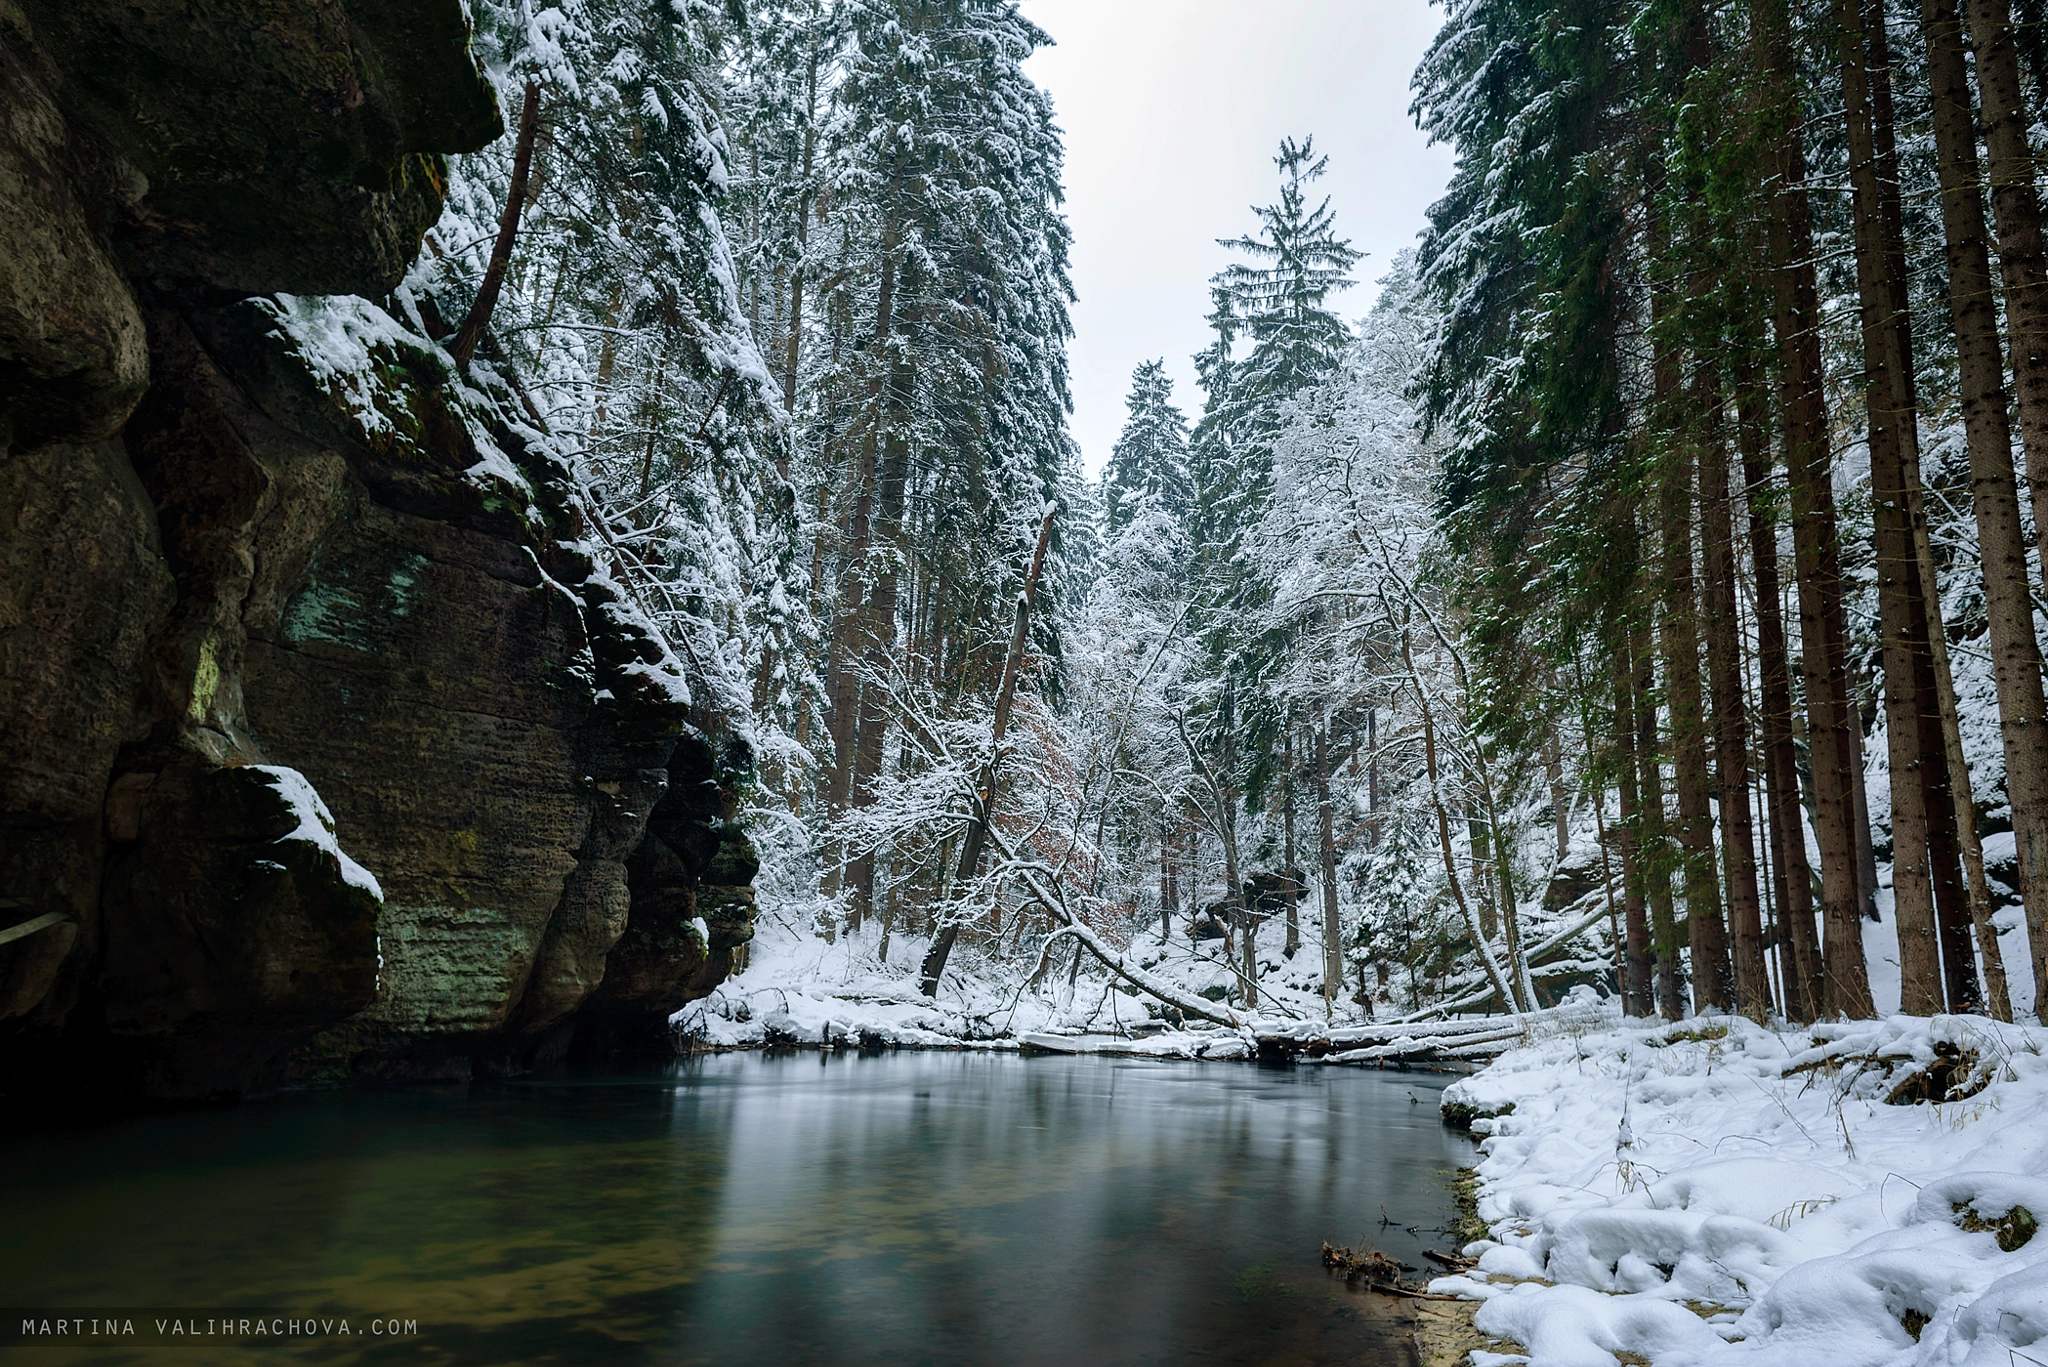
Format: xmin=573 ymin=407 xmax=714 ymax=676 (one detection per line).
xmin=1103 ymin=359 xmax=1192 ymax=534
xmin=807 ymin=0 xmax=1074 ymax=913
xmin=1190 ymin=138 xmax=1359 ymax=788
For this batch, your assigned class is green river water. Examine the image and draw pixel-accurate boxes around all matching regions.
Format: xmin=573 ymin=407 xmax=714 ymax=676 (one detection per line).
xmin=0 ymin=1052 xmax=1474 ymax=1366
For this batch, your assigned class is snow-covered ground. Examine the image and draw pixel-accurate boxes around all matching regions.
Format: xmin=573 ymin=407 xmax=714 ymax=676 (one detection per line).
xmin=1435 ymin=1006 xmax=2048 ymax=1366
xmin=679 ymin=898 xmax=1376 ymax=1050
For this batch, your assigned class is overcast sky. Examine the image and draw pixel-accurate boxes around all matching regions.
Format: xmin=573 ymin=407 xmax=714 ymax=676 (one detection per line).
xmin=1016 ymin=0 xmax=1456 ymax=477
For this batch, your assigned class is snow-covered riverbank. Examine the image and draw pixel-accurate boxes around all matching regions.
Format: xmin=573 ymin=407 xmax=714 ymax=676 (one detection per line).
xmin=675 ymin=911 xmax=1601 ymax=1064
xmin=678 ymin=906 xmax=1376 ymax=1052
xmin=1434 ymin=1011 xmax=2048 ymax=1366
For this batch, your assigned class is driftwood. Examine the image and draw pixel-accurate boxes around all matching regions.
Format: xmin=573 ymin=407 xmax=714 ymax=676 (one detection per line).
xmin=1319 ymin=1242 xmax=1464 ymax=1301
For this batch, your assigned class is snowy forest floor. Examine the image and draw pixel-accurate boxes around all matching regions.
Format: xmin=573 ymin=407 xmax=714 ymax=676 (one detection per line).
xmin=1434 ymin=1010 xmax=2048 ymax=1367
xmin=680 ymin=898 xmax=1380 ymax=1058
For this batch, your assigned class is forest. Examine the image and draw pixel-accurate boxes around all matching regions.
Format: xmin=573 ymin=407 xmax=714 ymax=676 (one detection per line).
xmin=398 ymin=0 xmax=2048 ymax=1041
xmin=268 ymin=0 xmax=2048 ymax=1065
xmin=22 ymin=0 xmax=2048 ymax=1358
xmin=423 ymin=0 xmax=2048 ymax=1041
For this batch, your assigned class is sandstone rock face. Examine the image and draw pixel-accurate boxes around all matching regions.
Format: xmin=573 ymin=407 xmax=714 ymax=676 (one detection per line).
xmin=0 ymin=5 xmax=147 ymax=450
xmin=97 ymin=761 xmax=383 ymax=1097
xmin=571 ymin=729 xmax=762 ymax=1062
xmin=0 ymin=1 xmax=754 ymax=1104
xmin=15 ymin=0 xmax=500 ymax=298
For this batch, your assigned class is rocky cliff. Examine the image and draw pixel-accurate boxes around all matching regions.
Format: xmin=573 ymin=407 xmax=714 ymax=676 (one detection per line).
xmin=0 ymin=0 xmax=754 ymax=1103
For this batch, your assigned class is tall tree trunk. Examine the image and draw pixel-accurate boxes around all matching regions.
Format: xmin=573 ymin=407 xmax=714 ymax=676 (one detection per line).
xmin=1240 ymin=897 xmax=1259 ymax=1010
xmin=1479 ymin=758 xmax=1534 ymax=1010
xmin=1967 ymin=0 xmax=2048 ymax=585
xmin=589 ymin=282 xmax=627 ymax=438
xmin=1470 ymin=809 xmax=1498 ymax=941
xmin=452 ymin=79 xmax=541 ymax=370
xmin=1160 ymin=829 xmax=1177 ymax=943
xmin=1853 ymin=732 xmax=1882 ymax=921
xmin=1366 ymin=707 xmax=1381 ymax=845
xmin=1317 ymin=723 xmax=1342 ymax=1009
xmin=1863 ymin=0 xmax=1982 ymax=1013
xmin=1922 ymin=0 xmax=2048 ymax=1019
xmin=782 ymin=47 xmax=819 ymax=413
xmin=822 ymin=246 xmax=896 ymax=822
xmin=821 ymin=482 xmax=871 ymax=825
xmin=1840 ymin=0 xmax=1943 ymax=1012
xmin=1661 ymin=442 xmax=1732 ymax=1013
xmin=1645 ymin=211 xmax=1729 ymax=1014
xmin=1699 ymin=387 xmax=1771 ymax=1019
xmin=634 ymin=346 xmax=671 ymax=501
xmin=1915 ymin=576 xmax=1981 ymax=1012
xmin=919 ymin=505 xmax=1058 ymax=996
xmin=1902 ymin=470 xmax=2002 ymax=1014
xmin=1544 ymin=730 xmax=1570 ymax=861
xmin=1613 ymin=640 xmax=1657 ymax=1016
xmin=1635 ymin=636 xmax=1684 ymax=1019
xmin=844 ymin=361 xmax=911 ymax=916
xmin=1756 ymin=0 xmax=1876 ymax=1017
xmin=1283 ymin=729 xmax=1301 ymax=956
xmin=1734 ymin=367 xmax=1823 ymax=1021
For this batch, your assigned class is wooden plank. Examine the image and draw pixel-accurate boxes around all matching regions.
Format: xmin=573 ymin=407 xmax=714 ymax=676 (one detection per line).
xmin=0 ymin=911 xmax=68 ymax=946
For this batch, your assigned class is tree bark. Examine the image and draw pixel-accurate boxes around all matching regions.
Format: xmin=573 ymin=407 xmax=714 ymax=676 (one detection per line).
xmin=1699 ymin=386 xmax=1771 ymax=1019
xmin=844 ymin=345 xmax=913 ymax=916
xmin=1366 ymin=707 xmax=1382 ymax=845
xmin=1906 ymin=579 xmax=1999 ymax=1010
xmin=1317 ymin=723 xmax=1342 ymax=1009
xmin=822 ymin=247 xmax=896 ymax=822
xmin=783 ymin=44 xmax=820 ymax=412
xmin=1922 ymin=0 xmax=2048 ymax=1019
xmin=1470 ymin=809 xmax=1498 ymax=942
xmin=451 ymin=79 xmax=541 ymax=371
xmin=1160 ymin=830 xmax=1177 ymax=944
xmin=1756 ymin=0 xmax=1876 ymax=1017
xmin=1634 ymin=634 xmax=1684 ymax=1019
xmin=1734 ymin=367 xmax=1823 ymax=1021
xmin=1839 ymin=0 xmax=1943 ymax=1012
xmin=1544 ymin=730 xmax=1570 ymax=861
xmin=1239 ymin=898 xmax=1259 ymax=1010
xmin=1863 ymin=0 xmax=1981 ymax=1013
xmin=1283 ymin=728 xmax=1301 ymax=955
xmin=1966 ymin=0 xmax=2048 ymax=586
xmin=1613 ymin=640 xmax=1657 ymax=1015
xmin=1665 ymin=441 xmax=1733 ymax=1014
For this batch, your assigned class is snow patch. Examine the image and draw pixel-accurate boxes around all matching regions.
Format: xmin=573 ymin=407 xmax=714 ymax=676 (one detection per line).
xmin=246 ymin=765 xmax=384 ymax=901
xmin=1435 ymin=1013 xmax=2048 ymax=1365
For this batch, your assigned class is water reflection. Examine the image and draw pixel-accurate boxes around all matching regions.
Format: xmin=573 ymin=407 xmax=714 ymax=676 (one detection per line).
xmin=0 ymin=1053 xmax=1474 ymax=1365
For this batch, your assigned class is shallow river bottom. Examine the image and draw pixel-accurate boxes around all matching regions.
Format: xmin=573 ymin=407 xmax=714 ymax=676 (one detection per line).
xmin=0 ymin=1052 xmax=1475 ymax=1366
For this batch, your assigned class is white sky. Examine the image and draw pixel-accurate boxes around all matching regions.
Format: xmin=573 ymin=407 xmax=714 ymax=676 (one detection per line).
xmin=1017 ymin=0 xmax=1456 ymax=477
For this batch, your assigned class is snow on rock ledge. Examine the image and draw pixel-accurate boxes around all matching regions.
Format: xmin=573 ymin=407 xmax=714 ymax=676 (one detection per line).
xmin=1434 ymin=1013 xmax=2048 ymax=1366
xmin=246 ymin=765 xmax=384 ymax=901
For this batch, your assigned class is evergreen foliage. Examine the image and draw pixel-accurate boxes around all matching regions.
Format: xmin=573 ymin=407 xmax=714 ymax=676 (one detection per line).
xmin=409 ymin=0 xmax=2048 ymax=1028
xmin=1103 ymin=360 xmax=1191 ymax=534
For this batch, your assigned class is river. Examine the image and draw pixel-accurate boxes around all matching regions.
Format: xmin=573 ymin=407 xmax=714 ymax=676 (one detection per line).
xmin=0 ymin=1053 xmax=1475 ymax=1365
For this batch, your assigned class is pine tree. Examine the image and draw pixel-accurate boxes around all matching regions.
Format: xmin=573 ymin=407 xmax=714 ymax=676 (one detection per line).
xmin=800 ymin=0 xmax=1074 ymax=917
xmin=1187 ymin=138 xmax=1360 ymax=817
xmin=1196 ymin=138 xmax=1360 ymax=550
xmin=1211 ymin=137 xmax=1361 ymax=433
xmin=1103 ymin=360 xmax=1191 ymax=534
